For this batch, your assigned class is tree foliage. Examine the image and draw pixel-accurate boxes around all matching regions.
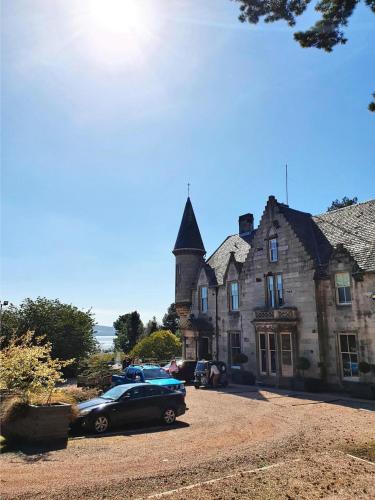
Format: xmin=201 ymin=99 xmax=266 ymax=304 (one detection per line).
xmin=145 ymin=316 xmax=160 ymax=336
xmin=327 ymin=195 xmax=358 ymax=211
xmin=233 ymin=0 xmax=375 ymax=110
xmin=113 ymin=311 xmax=144 ymax=353
xmin=1 ymin=297 xmax=96 ymax=374
xmin=0 ymin=331 xmax=74 ymax=403
xmin=162 ymin=303 xmax=179 ymax=334
xmin=130 ymin=330 xmax=182 ymax=361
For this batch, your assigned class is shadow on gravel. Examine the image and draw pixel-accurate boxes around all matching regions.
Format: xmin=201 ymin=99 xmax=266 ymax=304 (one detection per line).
xmin=1 ymin=439 xmax=67 ymax=457
xmin=70 ymin=420 xmax=190 ymax=440
xmin=207 ymin=385 xmax=375 ymax=411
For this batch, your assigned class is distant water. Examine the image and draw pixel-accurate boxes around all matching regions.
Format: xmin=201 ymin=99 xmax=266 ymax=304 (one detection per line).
xmin=95 ymin=335 xmax=115 ymax=351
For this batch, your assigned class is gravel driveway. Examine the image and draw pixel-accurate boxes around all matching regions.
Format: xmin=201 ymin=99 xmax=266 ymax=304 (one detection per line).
xmin=1 ymin=386 xmax=374 ymax=499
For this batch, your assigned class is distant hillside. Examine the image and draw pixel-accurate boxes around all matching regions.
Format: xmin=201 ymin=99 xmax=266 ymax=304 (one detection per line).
xmin=94 ymin=325 xmax=116 ymax=336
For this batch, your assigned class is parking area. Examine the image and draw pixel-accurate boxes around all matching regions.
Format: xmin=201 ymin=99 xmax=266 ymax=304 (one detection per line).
xmin=1 ymin=386 xmax=375 ymax=499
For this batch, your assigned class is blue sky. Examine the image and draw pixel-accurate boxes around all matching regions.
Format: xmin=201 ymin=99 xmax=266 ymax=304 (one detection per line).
xmin=1 ymin=0 xmax=374 ymax=326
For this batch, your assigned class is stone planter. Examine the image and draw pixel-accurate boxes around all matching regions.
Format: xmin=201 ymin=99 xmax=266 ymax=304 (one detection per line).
xmin=2 ymin=403 xmax=72 ymax=446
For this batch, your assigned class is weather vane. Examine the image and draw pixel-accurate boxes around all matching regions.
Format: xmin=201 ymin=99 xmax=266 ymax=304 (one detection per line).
xmin=187 ymin=182 xmax=190 ymax=197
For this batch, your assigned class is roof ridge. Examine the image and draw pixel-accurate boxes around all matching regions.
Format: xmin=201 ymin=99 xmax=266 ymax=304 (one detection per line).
xmin=314 ymin=198 xmax=375 ymax=217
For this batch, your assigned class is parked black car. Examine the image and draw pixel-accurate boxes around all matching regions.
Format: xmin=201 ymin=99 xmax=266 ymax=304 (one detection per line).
xmin=73 ymin=383 xmax=187 ymax=434
xmin=163 ymin=360 xmax=197 ymax=383
xmin=194 ymin=360 xmax=228 ymax=389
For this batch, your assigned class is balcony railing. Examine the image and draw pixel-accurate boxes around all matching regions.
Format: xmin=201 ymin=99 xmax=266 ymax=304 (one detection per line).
xmin=254 ymin=308 xmax=298 ymax=321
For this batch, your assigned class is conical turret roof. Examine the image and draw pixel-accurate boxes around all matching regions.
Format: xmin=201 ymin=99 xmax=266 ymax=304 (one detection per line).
xmin=173 ymin=197 xmax=206 ymax=253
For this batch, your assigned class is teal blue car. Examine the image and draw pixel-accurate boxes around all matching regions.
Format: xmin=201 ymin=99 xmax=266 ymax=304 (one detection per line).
xmin=111 ymin=364 xmax=186 ymax=395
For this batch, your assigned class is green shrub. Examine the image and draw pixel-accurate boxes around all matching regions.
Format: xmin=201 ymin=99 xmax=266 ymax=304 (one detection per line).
xmin=0 ymin=331 xmax=74 ymax=404
xmin=358 ymin=361 xmax=371 ymax=374
xmin=130 ymin=330 xmax=181 ymax=361
xmin=296 ymin=357 xmax=311 ymax=372
xmin=233 ymin=353 xmax=248 ymax=364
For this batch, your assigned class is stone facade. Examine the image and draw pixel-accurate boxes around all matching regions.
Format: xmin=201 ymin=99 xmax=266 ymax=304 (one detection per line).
xmin=173 ymin=196 xmax=375 ymax=397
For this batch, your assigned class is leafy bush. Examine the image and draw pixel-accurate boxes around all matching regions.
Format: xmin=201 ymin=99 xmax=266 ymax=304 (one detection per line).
xmin=1 ymin=297 xmax=96 ymax=375
xmin=79 ymin=353 xmax=121 ymax=389
xmin=296 ymin=357 xmax=311 ymax=372
xmin=130 ymin=330 xmax=181 ymax=361
xmin=233 ymin=353 xmax=248 ymax=364
xmin=0 ymin=331 xmax=74 ymax=403
xmin=358 ymin=361 xmax=371 ymax=374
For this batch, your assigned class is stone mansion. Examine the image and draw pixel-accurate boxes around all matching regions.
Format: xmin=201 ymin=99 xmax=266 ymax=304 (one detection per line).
xmin=172 ymin=196 xmax=375 ymax=396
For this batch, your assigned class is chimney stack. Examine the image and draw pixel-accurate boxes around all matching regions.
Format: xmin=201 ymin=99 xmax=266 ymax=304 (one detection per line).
xmin=238 ymin=213 xmax=254 ymax=236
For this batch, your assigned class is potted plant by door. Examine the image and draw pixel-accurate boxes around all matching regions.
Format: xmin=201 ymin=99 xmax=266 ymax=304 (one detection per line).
xmin=232 ymin=353 xmax=254 ymax=384
xmin=0 ymin=331 xmax=75 ymax=447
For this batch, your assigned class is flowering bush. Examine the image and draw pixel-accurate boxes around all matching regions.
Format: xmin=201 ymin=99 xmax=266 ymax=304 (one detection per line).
xmin=0 ymin=331 xmax=74 ymax=403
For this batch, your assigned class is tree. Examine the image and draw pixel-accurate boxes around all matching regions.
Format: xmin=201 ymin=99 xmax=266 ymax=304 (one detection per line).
xmin=0 ymin=331 xmax=73 ymax=403
xmin=233 ymin=0 xmax=375 ymax=110
xmin=327 ymin=196 xmax=358 ymax=211
xmin=113 ymin=311 xmax=144 ymax=353
xmin=0 ymin=297 xmax=96 ymax=374
xmin=162 ymin=303 xmax=179 ymax=334
xmin=145 ymin=316 xmax=160 ymax=336
xmin=130 ymin=330 xmax=182 ymax=361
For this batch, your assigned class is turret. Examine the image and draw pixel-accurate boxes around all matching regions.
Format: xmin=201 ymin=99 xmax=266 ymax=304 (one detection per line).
xmin=173 ymin=197 xmax=205 ymax=314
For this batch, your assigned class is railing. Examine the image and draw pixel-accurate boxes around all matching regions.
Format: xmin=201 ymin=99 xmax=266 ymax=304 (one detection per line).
xmin=254 ymin=308 xmax=298 ymax=321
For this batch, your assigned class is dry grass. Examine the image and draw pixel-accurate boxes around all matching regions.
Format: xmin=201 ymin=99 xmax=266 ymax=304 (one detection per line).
xmin=345 ymin=440 xmax=375 ymax=462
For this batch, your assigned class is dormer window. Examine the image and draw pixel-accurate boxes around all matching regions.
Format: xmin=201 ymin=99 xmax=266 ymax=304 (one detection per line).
xmin=335 ymin=272 xmax=352 ymax=305
xmin=269 ymin=237 xmax=278 ymax=262
xmin=200 ymin=286 xmax=208 ymax=312
xmin=229 ymin=281 xmax=239 ymax=311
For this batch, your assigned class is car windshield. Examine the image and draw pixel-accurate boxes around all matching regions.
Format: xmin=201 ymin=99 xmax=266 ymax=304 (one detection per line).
xmin=143 ymin=368 xmax=171 ymax=379
xmin=100 ymin=386 xmax=128 ymax=400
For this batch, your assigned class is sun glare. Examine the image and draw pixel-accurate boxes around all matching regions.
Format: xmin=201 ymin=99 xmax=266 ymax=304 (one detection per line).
xmin=88 ymin=0 xmax=145 ymax=36
xmin=76 ymin=0 xmax=159 ymax=68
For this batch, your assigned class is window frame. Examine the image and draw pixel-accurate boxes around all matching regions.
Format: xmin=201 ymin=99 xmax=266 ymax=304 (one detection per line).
xmin=258 ymin=332 xmax=277 ymax=376
xmin=266 ymin=273 xmax=284 ymax=308
xmin=339 ymin=333 xmax=359 ymax=380
xmin=199 ymin=285 xmax=208 ymax=313
xmin=268 ymin=236 xmax=278 ymax=262
xmin=335 ymin=272 xmax=352 ymax=306
xmin=229 ymin=332 xmax=241 ymax=367
xmin=228 ymin=281 xmax=240 ymax=311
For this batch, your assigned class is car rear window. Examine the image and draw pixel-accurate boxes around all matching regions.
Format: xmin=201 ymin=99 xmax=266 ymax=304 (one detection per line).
xmin=143 ymin=368 xmax=171 ymax=379
xmin=196 ymin=362 xmax=206 ymax=371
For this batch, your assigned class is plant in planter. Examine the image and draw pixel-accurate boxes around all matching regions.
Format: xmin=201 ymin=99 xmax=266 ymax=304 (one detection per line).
xmin=0 ymin=331 xmax=74 ymax=446
xmin=358 ymin=361 xmax=371 ymax=374
xmin=232 ymin=353 xmax=254 ymax=384
xmin=296 ymin=356 xmax=310 ymax=378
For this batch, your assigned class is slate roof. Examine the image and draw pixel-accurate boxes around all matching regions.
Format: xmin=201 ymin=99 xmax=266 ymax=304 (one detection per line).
xmin=312 ymin=200 xmax=375 ymax=272
xmin=174 ymin=197 xmax=205 ymax=253
xmin=277 ymin=204 xmax=332 ymax=267
xmin=206 ymin=234 xmax=252 ymax=285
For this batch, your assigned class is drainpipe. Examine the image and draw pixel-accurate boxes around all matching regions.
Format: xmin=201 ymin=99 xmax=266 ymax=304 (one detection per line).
xmin=215 ymin=286 xmax=219 ymax=360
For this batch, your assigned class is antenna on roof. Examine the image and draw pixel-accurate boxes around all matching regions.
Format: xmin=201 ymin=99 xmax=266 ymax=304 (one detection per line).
xmin=187 ymin=182 xmax=190 ymax=197
xmin=285 ymin=163 xmax=289 ymax=206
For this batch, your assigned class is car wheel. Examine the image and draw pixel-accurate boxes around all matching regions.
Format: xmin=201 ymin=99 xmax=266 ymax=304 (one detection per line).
xmin=92 ymin=414 xmax=110 ymax=434
xmin=162 ymin=408 xmax=176 ymax=425
xmin=194 ymin=384 xmax=200 ymax=389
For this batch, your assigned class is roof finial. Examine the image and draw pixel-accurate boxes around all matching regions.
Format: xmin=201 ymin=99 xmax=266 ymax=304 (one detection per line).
xmin=187 ymin=182 xmax=190 ymax=197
